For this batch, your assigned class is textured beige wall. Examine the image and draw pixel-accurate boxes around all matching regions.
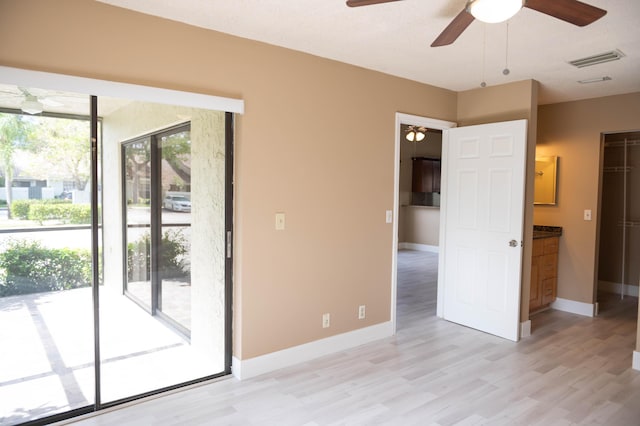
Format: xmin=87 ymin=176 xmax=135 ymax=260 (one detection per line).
xmin=536 ymin=93 xmax=640 ymax=306
xmin=0 ymin=0 xmax=458 ymax=360
xmin=457 ymin=80 xmax=539 ymax=324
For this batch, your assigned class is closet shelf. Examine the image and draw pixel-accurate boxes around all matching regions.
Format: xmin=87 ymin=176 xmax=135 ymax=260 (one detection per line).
xmin=604 ymin=166 xmax=633 ymax=173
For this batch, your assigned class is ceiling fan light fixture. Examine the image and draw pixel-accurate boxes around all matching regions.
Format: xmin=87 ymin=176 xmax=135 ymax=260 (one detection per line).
xmin=406 ymin=126 xmax=427 ymax=142
xmin=21 ymin=95 xmax=43 ymax=115
xmin=468 ymin=0 xmax=523 ymax=24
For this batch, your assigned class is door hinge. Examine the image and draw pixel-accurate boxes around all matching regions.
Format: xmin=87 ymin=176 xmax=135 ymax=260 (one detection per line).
xmin=226 ymin=230 xmax=232 ymax=259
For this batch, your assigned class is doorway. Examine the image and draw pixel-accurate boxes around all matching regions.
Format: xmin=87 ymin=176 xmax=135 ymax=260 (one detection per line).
xmin=391 ymin=113 xmax=455 ymax=331
xmin=597 ymin=130 xmax=640 ymax=310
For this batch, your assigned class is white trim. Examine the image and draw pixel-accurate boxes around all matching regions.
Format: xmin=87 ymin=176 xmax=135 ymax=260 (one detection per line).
xmin=551 ymin=297 xmax=597 ymax=317
xmin=0 ymin=66 xmax=244 ymax=114
xmin=232 ymin=321 xmax=394 ymax=380
xmin=598 ymin=280 xmax=640 ymax=297
xmin=398 ymin=242 xmax=439 ymax=253
xmin=633 ymin=351 xmax=640 ymax=371
xmin=520 ymin=320 xmax=531 ymax=338
xmin=393 ymin=113 xmax=456 ymax=327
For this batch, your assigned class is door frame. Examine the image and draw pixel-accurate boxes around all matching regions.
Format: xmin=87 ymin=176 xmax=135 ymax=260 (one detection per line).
xmin=391 ymin=112 xmax=456 ymax=332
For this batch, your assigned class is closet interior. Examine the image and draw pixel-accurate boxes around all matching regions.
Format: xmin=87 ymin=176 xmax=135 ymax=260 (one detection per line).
xmin=598 ymin=131 xmax=640 ymax=302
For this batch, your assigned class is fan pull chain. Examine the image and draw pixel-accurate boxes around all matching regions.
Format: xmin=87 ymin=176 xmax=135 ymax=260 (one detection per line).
xmin=480 ymin=24 xmax=487 ymax=87
xmin=503 ymin=21 xmax=510 ymax=75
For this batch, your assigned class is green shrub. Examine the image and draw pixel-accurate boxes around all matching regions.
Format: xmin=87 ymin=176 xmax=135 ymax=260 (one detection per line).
xmin=27 ymin=202 xmax=91 ymax=225
xmin=0 ymin=239 xmax=91 ymax=297
xmin=10 ymin=199 xmax=73 ymax=221
xmin=10 ymin=200 xmax=32 ymax=220
xmin=127 ymin=229 xmax=188 ymax=282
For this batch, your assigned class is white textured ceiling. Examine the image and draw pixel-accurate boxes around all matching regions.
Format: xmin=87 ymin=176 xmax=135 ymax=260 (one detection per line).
xmin=85 ymin=1 xmax=640 ymax=104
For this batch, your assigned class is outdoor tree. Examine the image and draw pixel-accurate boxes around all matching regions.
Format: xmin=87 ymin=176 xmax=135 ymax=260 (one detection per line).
xmin=26 ymin=117 xmax=90 ymax=191
xmin=161 ymin=131 xmax=191 ymax=186
xmin=125 ymin=140 xmax=150 ymax=205
xmin=0 ymin=113 xmax=36 ymax=218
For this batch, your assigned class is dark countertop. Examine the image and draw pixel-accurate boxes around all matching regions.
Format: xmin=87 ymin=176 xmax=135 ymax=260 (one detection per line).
xmin=533 ymin=225 xmax=562 ymax=239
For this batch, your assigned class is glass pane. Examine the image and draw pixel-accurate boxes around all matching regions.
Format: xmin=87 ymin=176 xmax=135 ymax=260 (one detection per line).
xmin=124 ymin=139 xmax=152 ymax=310
xmin=0 ymin=96 xmax=95 ymax=423
xmin=103 ymin=100 xmax=226 ymax=403
xmin=160 ymin=129 xmax=191 ymax=332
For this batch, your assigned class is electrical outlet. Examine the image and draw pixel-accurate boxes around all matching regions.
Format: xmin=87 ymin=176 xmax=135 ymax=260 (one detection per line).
xmin=322 ymin=313 xmax=330 ymax=328
xmin=358 ymin=305 xmax=366 ymax=320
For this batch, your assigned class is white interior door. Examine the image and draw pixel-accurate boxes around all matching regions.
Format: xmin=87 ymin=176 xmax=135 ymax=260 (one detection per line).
xmin=439 ymin=119 xmax=527 ymax=341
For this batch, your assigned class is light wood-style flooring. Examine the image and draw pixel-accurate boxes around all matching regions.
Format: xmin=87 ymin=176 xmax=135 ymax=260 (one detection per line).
xmin=64 ymin=250 xmax=640 ymax=425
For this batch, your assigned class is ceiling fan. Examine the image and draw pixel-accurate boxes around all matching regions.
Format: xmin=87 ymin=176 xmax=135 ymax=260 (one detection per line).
xmin=0 ymin=86 xmax=65 ymax=114
xmin=346 ymin=0 xmax=607 ymax=47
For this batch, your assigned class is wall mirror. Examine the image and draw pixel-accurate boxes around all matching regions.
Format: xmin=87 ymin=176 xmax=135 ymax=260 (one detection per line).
xmin=534 ymin=156 xmax=558 ymax=205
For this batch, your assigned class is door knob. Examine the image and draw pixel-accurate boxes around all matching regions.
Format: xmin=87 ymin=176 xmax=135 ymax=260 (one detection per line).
xmin=509 ymin=239 xmax=518 ymax=247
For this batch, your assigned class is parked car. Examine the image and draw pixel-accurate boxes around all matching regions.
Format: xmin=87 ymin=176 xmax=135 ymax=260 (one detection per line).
xmin=163 ymin=195 xmax=191 ymax=212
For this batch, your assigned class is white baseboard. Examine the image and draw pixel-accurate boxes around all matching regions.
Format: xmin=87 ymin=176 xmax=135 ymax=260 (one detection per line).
xmin=599 ymin=280 xmax=640 ymax=297
xmin=551 ymin=297 xmax=596 ymax=317
xmin=398 ymin=242 xmax=439 ymax=253
xmin=232 ymin=321 xmax=394 ymax=380
xmin=633 ymin=351 xmax=640 ymax=371
xmin=520 ymin=320 xmax=531 ymax=338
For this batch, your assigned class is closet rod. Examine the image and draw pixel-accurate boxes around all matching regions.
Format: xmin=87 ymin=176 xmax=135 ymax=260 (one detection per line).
xmin=605 ymin=139 xmax=640 ymax=148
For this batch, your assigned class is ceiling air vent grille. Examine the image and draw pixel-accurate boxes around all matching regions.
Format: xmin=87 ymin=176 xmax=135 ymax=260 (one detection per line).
xmin=569 ymin=50 xmax=625 ymax=68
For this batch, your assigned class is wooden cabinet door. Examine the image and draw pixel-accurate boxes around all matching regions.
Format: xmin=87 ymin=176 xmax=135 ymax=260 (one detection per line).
xmin=433 ymin=160 xmax=441 ymax=193
xmin=530 ymin=255 xmax=541 ymax=310
xmin=411 ymin=158 xmax=441 ymax=193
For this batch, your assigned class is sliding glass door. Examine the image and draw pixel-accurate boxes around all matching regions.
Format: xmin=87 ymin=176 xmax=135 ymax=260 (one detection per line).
xmin=122 ymin=124 xmax=192 ymax=335
xmin=0 ymin=80 xmax=233 ymax=424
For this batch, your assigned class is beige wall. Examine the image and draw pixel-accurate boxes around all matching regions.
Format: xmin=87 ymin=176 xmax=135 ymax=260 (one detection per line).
xmin=457 ymin=80 xmax=539 ymax=323
xmin=536 ymin=93 xmax=640 ymax=306
xmin=0 ymin=0 xmax=458 ymax=360
xmin=402 ymin=207 xmax=440 ymax=246
xmin=536 ymin=92 xmax=640 ymax=358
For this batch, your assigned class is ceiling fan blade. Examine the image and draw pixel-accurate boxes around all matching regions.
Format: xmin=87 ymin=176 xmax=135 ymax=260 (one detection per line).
xmin=524 ymin=0 xmax=606 ymax=27
xmin=431 ymin=8 xmax=474 ymax=47
xmin=346 ymin=0 xmax=402 ymax=7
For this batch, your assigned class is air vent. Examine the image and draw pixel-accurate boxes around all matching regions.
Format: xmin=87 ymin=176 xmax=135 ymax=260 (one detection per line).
xmin=569 ymin=50 xmax=625 ymax=68
xmin=578 ymin=76 xmax=612 ymax=84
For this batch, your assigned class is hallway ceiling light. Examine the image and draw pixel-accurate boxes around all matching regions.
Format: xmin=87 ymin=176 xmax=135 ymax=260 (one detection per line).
xmin=468 ymin=0 xmax=523 ymax=24
xmin=406 ymin=125 xmax=427 ymax=142
xmin=21 ymin=95 xmax=43 ymax=114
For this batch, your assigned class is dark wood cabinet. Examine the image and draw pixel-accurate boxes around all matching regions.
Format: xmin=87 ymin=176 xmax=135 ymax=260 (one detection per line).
xmin=412 ymin=157 xmax=441 ymax=193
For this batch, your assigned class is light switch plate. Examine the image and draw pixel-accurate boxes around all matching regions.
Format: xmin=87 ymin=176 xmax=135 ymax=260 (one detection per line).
xmin=275 ymin=212 xmax=285 ymax=230
xmin=385 ymin=210 xmax=393 ymax=224
xmin=584 ymin=209 xmax=592 ymax=221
